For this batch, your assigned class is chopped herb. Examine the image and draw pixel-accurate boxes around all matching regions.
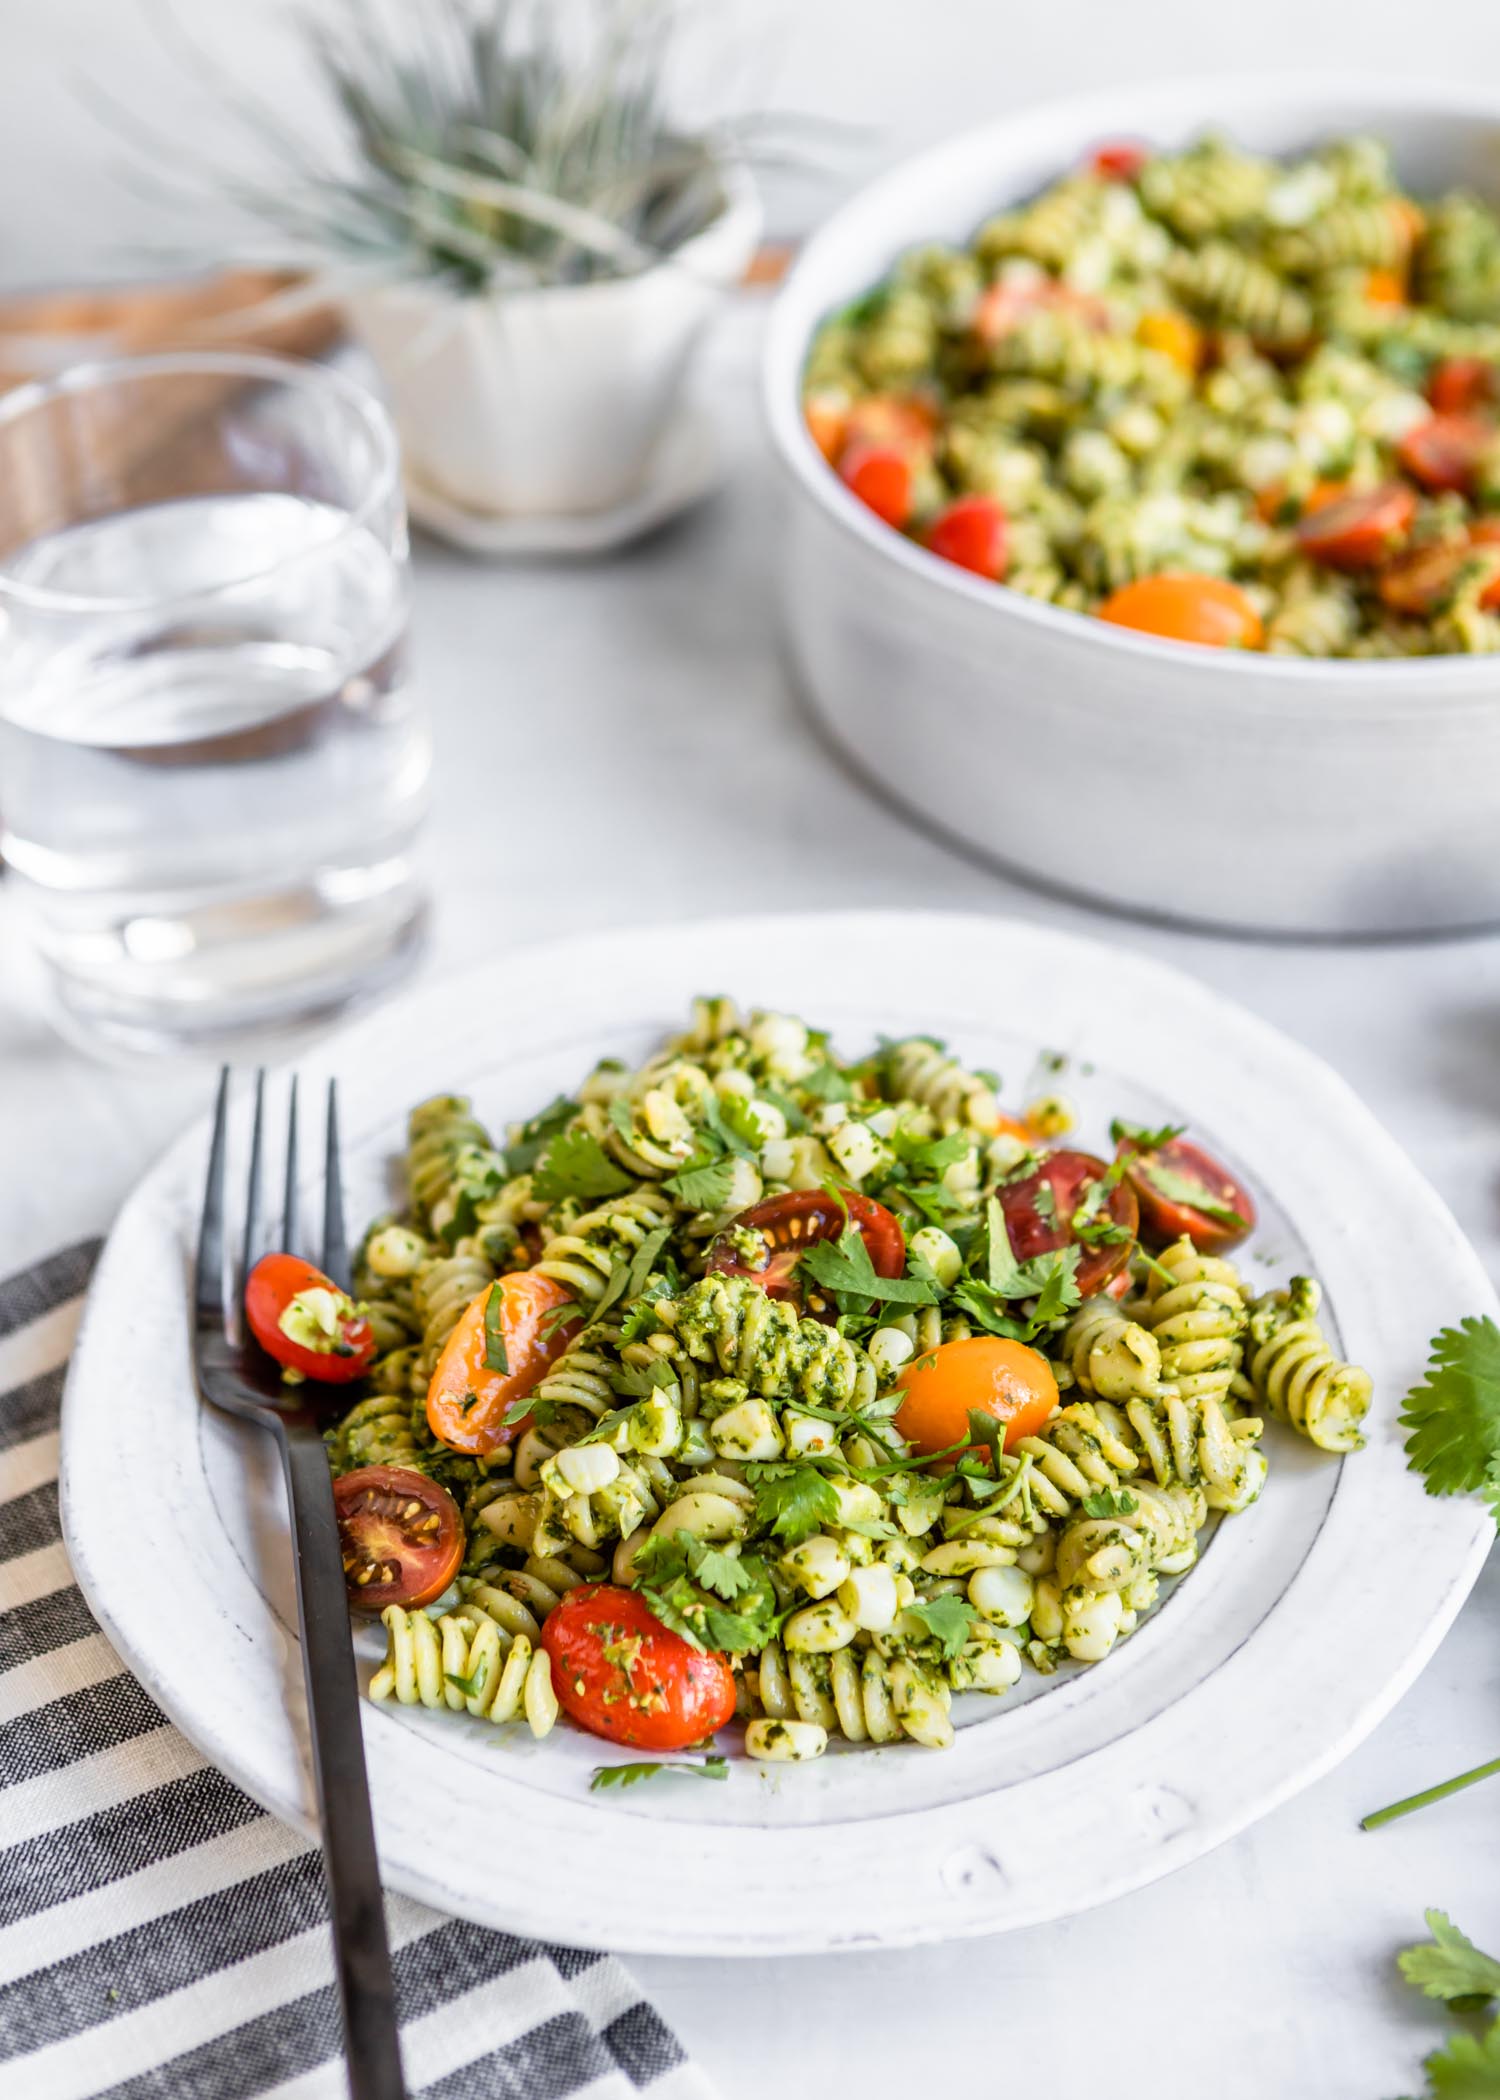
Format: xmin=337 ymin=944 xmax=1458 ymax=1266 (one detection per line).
xmin=633 ymin=1533 xmax=780 ymax=1654
xmin=531 ymin=1128 xmax=634 ymax=1204
xmin=749 ymin=1462 xmax=841 ymax=1545
xmin=1032 ymin=1182 xmax=1057 ymax=1225
xmin=801 ymin=1062 xmax=853 ymax=1102
xmin=445 ymin=1668 xmax=484 ymax=1698
xmin=889 ymin=1126 xmax=970 ymax=1174
xmin=1110 ymin=1117 xmax=1186 ymax=1154
xmin=590 ymin=1756 xmax=729 ymax=1791
xmin=482 ymin=1283 xmax=510 ymax=1376
xmin=503 ymin=1094 xmax=577 ymax=1177
xmin=1082 ymin=1488 xmax=1138 ymax=1518
xmin=664 ymin=1157 xmax=741 ymax=1211
xmin=903 ymin=1593 xmax=978 ymax=1659
xmin=607 ymin=1098 xmax=637 ymax=1142
xmin=798 ymin=1227 xmax=937 ymax=1315
xmin=1136 ymin=1159 xmax=1247 ymax=1230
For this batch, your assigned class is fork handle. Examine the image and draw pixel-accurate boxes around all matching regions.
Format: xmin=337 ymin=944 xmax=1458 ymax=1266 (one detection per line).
xmin=278 ymin=1424 xmax=408 ymax=2100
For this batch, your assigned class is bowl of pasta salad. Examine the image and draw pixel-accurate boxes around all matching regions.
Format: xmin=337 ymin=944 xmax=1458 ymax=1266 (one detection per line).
xmin=764 ymin=78 xmax=1500 ymax=935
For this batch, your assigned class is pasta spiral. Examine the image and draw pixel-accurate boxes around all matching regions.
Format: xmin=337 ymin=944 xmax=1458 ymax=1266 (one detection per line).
xmin=532 ymin=1186 xmax=675 ymax=1306
xmin=369 ymin=1601 xmax=558 ymax=1736
xmin=1236 ymin=1278 xmax=1372 ymax=1452
xmin=1061 ymin=1298 xmax=1162 ymax=1399
xmin=877 ymin=1038 xmax=1003 ymax=1133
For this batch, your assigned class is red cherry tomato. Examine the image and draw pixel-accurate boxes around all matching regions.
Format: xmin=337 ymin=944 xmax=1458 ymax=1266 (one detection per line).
xmin=895 ymin=1337 xmax=1059 ymax=1458
xmin=924 ymin=495 xmax=1009 ymax=580
xmin=1376 ymin=534 xmax=1500 ymax=617
xmin=1117 ymin=1135 xmax=1256 ymax=1254
xmin=706 ymin=1189 xmax=906 ymax=1317
xmin=1428 ymin=357 xmax=1497 ymax=415
xmin=426 ymin=1271 xmax=581 ymax=1455
xmin=1397 ymin=414 xmax=1493 ymax=494
xmin=997 ymin=1149 xmax=1138 ymax=1297
xmin=839 ymin=443 xmax=914 ymax=527
xmin=542 ymin=1584 xmax=736 ymax=1751
xmin=1295 ymin=482 xmax=1417 ymax=569
xmin=334 ymin=1465 xmax=464 ymax=1611
xmin=245 ymin=1253 xmax=374 ymax=1383
xmin=1091 ymin=141 xmax=1148 ymax=181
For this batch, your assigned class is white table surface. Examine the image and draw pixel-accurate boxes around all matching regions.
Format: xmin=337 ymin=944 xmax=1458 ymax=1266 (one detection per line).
xmin=3 ymin=303 xmax=1499 ymax=2100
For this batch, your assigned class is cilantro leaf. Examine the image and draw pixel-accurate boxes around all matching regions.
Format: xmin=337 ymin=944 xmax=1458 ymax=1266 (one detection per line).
xmin=749 ymin=1463 xmax=841 ymax=1545
xmin=801 ymin=1062 xmax=853 ymax=1102
xmin=1082 ymin=1488 xmax=1138 ymax=1518
xmin=664 ymin=1157 xmax=740 ymax=1210
xmin=606 ymin=1097 xmax=637 ymax=1143
xmin=1400 ymin=1912 xmax=1500 ymax=2007
xmin=1401 ymin=1319 xmax=1500 ymax=1522
xmin=1418 ymin=2012 xmax=1500 ymax=2097
xmin=589 ymin=1757 xmax=728 ymax=1791
xmin=798 ymin=1227 xmax=937 ymax=1314
xmin=702 ymin=1091 xmax=762 ymax=1160
xmin=889 ymin=1126 xmax=970 ymax=1174
xmin=531 ymin=1128 xmax=633 ymax=1204
xmin=632 ymin=1534 xmax=781 ymax=1654
xmin=1135 ymin=1159 xmax=1247 ymax=1230
xmin=482 ymin=1283 xmax=509 ymax=1375
xmin=903 ymin=1594 xmax=978 ymax=1660
xmin=503 ymin=1094 xmax=577 ymax=1177
xmin=1110 ymin=1117 xmax=1186 ymax=1154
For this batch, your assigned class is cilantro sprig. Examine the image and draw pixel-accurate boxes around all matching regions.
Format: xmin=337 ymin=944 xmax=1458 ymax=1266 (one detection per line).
xmin=631 ymin=1533 xmax=781 ymax=1655
xmin=589 ymin=1757 xmax=728 ymax=1792
xmin=948 ymin=1198 xmax=1081 ymax=1342
xmin=1393 ymin=1911 xmax=1500 ymax=2096
xmin=797 ymin=1227 xmax=937 ymax=1318
xmin=531 ymin=1127 xmax=633 ymax=1204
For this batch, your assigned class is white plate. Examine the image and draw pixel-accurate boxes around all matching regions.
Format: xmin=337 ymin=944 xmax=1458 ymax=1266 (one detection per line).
xmin=404 ymin=403 xmax=721 ymax=556
xmin=59 ymin=912 xmax=1496 ymax=1956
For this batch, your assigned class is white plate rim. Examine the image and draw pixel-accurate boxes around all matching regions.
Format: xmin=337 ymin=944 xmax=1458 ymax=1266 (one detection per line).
xmin=59 ymin=909 xmax=1497 ymax=1956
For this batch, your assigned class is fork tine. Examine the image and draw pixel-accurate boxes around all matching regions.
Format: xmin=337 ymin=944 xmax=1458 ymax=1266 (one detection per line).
xmin=234 ymin=1069 xmax=267 ymax=1338
xmin=321 ymin=1078 xmax=351 ymax=1293
xmin=196 ymin=1067 xmax=231 ymax=1330
xmin=283 ymin=1074 xmax=300 ymax=1256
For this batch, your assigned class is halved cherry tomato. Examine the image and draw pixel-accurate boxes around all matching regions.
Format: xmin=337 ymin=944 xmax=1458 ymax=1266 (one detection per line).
xmin=245 ymin=1252 xmax=374 ymax=1384
xmin=334 ymin=1465 xmax=463 ymax=1611
xmin=426 ymin=1272 xmax=580 ymax=1455
xmin=1296 ymin=482 xmax=1417 ymax=569
xmin=998 ymin=1148 xmax=1138 ymax=1297
xmin=974 ymin=278 xmax=1110 ymax=345
xmin=841 ymin=393 xmax=939 ymax=459
xmin=924 ymin=494 xmax=1009 ymax=580
xmin=1429 ymin=357 xmax=1497 ymax=416
xmin=1398 ymin=414 xmax=1494 ymax=494
xmin=1363 ymin=268 xmax=1407 ymax=308
xmin=895 ymin=1336 xmax=1059 ymax=1459
xmin=1254 ymin=478 xmax=1344 ymax=527
xmin=1117 ymin=1135 xmax=1256 ymax=1254
xmin=1377 ymin=534 xmax=1500 ymax=616
xmin=1091 ymin=141 xmax=1148 ymax=182
xmin=839 ymin=443 xmax=914 ymax=528
xmin=541 ymin=1583 xmax=736 ymax=1751
xmin=706 ymin=1190 xmax=905 ymax=1315
xmin=1097 ymin=573 xmax=1263 ymax=649
xmin=804 ymin=391 xmax=849 ymax=462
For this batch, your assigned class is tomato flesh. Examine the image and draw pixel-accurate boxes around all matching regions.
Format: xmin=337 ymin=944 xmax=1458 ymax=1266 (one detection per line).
xmin=1397 ymin=415 xmax=1493 ymax=494
xmin=1097 ymin=573 xmax=1263 ymax=649
xmin=924 ymin=495 xmax=1009 ymax=580
xmin=426 ymin=1271 xmax=581 ymax=1455
xmin=997 ymin=1148 xmax=1138 ymax=1297
xmin=1296 ymin=482 xmax=1416 ymax=569
xmin=1429 ymin=357 xmax=1496 ymax=416
xmin=1377 ymin=535 xmax=1500 ymax=617
xmin=1091 ymin=141 xmax=1148 ymax=181
xmin=1118 ymin=1135 xmax=1256 ymax=1254
xmin=542 ymin=1584 xmax=736 ymax=1751
xmin=334 ymin=1465 xmax=464 ymax=1611
xmin=839 ymin=443 xmax=914 ymax=527
xmin=245 ymin=1252 xmax=374 ymax=1384
xmin=896 ymin=1336 xmax=1059 ymax=1458
xmin=706 ymin=1189 xmax=905 ymax=1316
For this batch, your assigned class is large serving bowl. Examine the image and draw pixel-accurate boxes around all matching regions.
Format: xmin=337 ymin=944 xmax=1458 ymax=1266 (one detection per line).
xmin=764 ymin=78 xmax=1500 ymax=937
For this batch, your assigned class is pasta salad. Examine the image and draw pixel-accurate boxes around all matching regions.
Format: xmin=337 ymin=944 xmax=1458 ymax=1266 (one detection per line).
xmin=803 ymin=133 xmax=1500 ymax=656
xmin=245 ymin=1002 xmax=1371 ymax=1770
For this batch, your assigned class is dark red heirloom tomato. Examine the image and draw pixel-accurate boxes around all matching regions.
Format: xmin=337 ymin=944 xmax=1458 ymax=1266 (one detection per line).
xmin=1428 ymin=357 xmax=1497 ymax=416
xmin=924 ymin=495 xmax=1009 ymax=580
xmin=997 ymin=1149 xmax=1138 ymax=1297
xmin=706 ymin=1189 xmax=906 ymax=1315
xmin=334 ymin=1466 xmax=464 ymax=1611
xmin=1295 ymin=483 xmax=1416 ymax=569
xmin=542 ymin=1585 xmax=737 ymax=1751
xmin=245 ymin=1252 xmax=374 ymax=1383
xmin=1118 ymin=1134 xmax=1256 ymax=1254
xmin=1398 ymin=414 xmax=1493 ymax=494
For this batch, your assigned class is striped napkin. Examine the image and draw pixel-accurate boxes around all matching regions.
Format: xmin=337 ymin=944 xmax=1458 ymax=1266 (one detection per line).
xmin=0 ymin=1242 xmax=711 ymax=2100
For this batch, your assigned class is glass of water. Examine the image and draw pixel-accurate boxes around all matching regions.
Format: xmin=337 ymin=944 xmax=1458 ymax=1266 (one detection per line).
xmin=0 ymin=351 xmax=429 ymax=1057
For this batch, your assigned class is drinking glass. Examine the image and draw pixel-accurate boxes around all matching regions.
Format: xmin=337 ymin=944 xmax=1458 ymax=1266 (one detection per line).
xmin=0 ymin=352 xmax=429 ymax=1056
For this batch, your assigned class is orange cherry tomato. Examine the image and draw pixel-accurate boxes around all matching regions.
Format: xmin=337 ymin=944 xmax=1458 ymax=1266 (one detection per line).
xmin=426 ymin=1271 xmax=580 ymax=1455
xmin=1363 ymin=268 xmax=1407 ymax=307
xmin=841 ymin=393 xmax=939 ymax=460
xmin=804 ymin=392 xmax=849 ymax=462
xmin=839 ymin=443 xmax=915 ymax=528
xmin=1097 ymin=573 xmax=1263 ymax=649
xmin=1398 ymin=414 xmax=1493 ymax=494
xmin=1136 ymin=309 xmax=1203 ymax=374
xmin=1117 ymin=1135 xmax=1256 ymax=1254
xmin=1295 ymin=482 xmax=1417 ymax=569
xmin=245 ymin=1252 xmax=374 ymax=1384
xmin=1091 ymin=141 xmax=1148 ymax=182
xmin=334 ymin=1465 xmax=464 ymax=1612
xmin=895 ymin=1337 xmax=1059 ymax=1459
xmin=541 ymin=1584 xmax=737 ymax=1750
xmin=1429 ymin=357 xmax=1497 ymax=416
xmin=924 ymin=494 xmax=1009 ymax=580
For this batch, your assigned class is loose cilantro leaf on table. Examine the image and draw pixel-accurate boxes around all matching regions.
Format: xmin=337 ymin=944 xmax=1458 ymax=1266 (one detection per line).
xmin=482 ymin=1283 xmax=509 ymax=1375
xmin=590 ymin=1757 xmax=728 ymax=1792
xmin=1400 ymin=1318 xmax=1500 ymax=1522
xmin=798 ymin=1228 xmax=937 ymax=1317
xmin=1417 ymin=2017 xmax=1500 ymax=2095
xmin=1400 ymin=1913 xmax=1500 ymax=2008
xmin=531 ymin=1128 xmax=633 ymax=1204
xmin=903 ymin=1594 xmax=978 ymax=1660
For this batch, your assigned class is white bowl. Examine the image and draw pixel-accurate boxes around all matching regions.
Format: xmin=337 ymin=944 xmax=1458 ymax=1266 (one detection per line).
xmin=765 ymin=77 xmax=1500 ymax=937
xmin=345 ymin=160 xmax=760 ymax=517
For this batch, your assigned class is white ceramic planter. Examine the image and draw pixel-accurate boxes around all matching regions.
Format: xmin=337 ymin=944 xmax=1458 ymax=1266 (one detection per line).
xmin=764 ymin=78 xmax=1500 ymax=938
xmin=345 ymin=161 xmax=760 ymax=516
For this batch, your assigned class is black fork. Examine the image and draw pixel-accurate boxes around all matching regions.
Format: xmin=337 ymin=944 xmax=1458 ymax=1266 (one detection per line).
xmin=194 ymin=1069 xmax=407 ymax=2100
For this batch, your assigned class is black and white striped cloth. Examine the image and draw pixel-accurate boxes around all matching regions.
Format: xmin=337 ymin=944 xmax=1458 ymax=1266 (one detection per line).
xmin=0 ymin=1242 xmax=711 ymax=2100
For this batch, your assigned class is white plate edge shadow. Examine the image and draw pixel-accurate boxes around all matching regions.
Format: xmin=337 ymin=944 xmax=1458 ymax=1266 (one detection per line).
xmin=59 ymin=909 xmax=1498 ymax=1956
